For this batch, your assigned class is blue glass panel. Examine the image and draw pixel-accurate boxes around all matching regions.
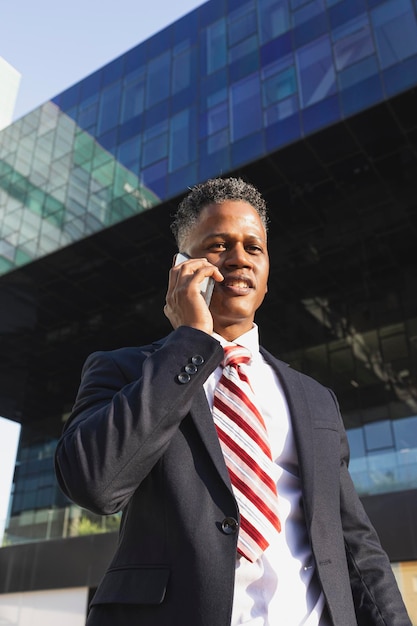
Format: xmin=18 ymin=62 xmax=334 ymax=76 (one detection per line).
xmin=264 ymin=94 xmax=299 ymax=125
xmin=383 ymin=53 xmax=417 ymax=97
xmin=371 ymin=0 xmax=417 ymax=69
xmin=142 ymin=133 xmax=168 ymax=167
xmin=207 ymin=87 xmax=228 ymax=108
xmin=169 ymin=109 xmax=197 ymax=172
xmin=97 ymin=82 xmax=121 ymax=135
xmin=173 ymin=9 xmax=199 ymax=45
xmin=200 ymin=0 xmax=227 ymax=27
xmin=78 ymin=96 xmax=99 ymax=131
xmin=102 ymin=56 xmax=124 ymax=87
xmin=58 ymin=84 xmax=81 ymax=111
xmin=340 ymin=73 xmax=383 ymax=117
xmin=231 ymin=132 xmax=264 ymax=167
xmin=332 ymin=12 xmax=369 ymax=41
xmin=207 ymin=101 xmax=229 ymax=136
xmin=144 ymin=100 xmax=170 ymax=128
xmin=207 ymin=128 xmax=230 ymax=154
xmin=142 ymin=121 xmax=168 ymax=167
xmin=121 ymin=70 xmax=146 ymax=123
xmin=261 ymin=35 xmax=292 ymax=72
xmin=346 ymin=428 xmax=366 ymax=458
xmin=124 ymin=45 xmax=147 ymax=75
xmin=262 ymin=66 xmax=297 ymax=106
xmin=198 ymin=142 xmax=231 ymax=181
xmin=228 ymin=2 xmax=257 ymax=46
xmin=264 ymin=112 xmax=301 ymax=151
xmin=291 ymin=0 xmax=307 ymax=8
xmin=229 ymin=49 xmax=259 ymax=82
xmin=296 ymin=35 xmax=337 ymax=108
xmin=332 ymin=17 xmax=374 ymax=71
xmin=229 ymin=35 xmax=259 ymax=63
xmin=257 ymin=0 xmax=291 ymax=43
xmin=302 ymin=94 xmax=341 ymax=135
xmin=146 ymin=52 xmax=171 ymax=107
xmin=118 ymin=115 xmax=143 ymax=144
xmin=394 ymin=415 xmax=417 ymax=449
xmin=141 ymin=159 xmax=168 ymax=199
xmin=99 ymin=129 xmax=118 ymax=153
xmin=117 ymin=135 xmax=141 ymax=173
xmin=205 ymin=19 xmax=227 ymax=74
xmin=171 ymin=87 xmax=196 ymax=115
xmin=200 ymin=69 xmax=228 ymax=106
xmin=328 ymin=0 xmax=366 ymax=28
xmin=168 ymin=163 xmax=198 ymax=198
xmin=364 ymin=420 xmax=394 ymax=451
xmin=80 ymin=71 xmax=102 ymax=100
xmin=293 ymin=0 xmax=325 ymax=26
xmin=293 ymin=13 xmax=328 ymax=47
xmin=230 ymin=73 xmax=262 ymax=141
xmin=338 ymin=54 xmax=379 ymax=89
xmin=147 ymin=25 xmax=172 ymax=57
xmin=172 ymin=46 xmax=195 ymax=95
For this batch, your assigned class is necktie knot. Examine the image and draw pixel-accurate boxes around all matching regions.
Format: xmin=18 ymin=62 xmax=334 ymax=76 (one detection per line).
xmin=222 ymin=344 xmax=251 ymax=369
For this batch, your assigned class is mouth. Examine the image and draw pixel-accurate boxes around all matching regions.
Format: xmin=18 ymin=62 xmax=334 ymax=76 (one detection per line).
xmin=221 ymin=276 xmax=253 ymax=293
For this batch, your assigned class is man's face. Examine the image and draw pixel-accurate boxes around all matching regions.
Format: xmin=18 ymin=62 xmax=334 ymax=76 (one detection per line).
xmin=182 ymin=200 xmax=269 ymax=340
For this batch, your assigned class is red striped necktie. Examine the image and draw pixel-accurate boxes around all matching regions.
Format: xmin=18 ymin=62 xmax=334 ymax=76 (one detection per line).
xmin=213 ymin=344 xmax=281 ymax=562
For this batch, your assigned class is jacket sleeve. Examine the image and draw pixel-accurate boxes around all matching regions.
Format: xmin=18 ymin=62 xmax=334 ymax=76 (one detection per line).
xmin=54 ymin=326 xmax=223 ymax=515
xmin=334 ymin=391 xmax=412 ymax=625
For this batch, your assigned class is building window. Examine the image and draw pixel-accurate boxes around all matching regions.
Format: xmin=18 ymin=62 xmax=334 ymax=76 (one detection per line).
xmin=206 ymin=19 xmax=227 ymax=74
xmin=97 ymin=82 xmax=121 ymax=136
xmin=121 ymin=69 xmax=146 ymax=123
xmin=230 ymin=73 xmax=262 ymax=141
xmin=146 ymin=52 xmax=171 ymax=107
xmin=371 ymin=0 xmax=417 ymax=69
xmin=332 ymin=14 xmax=374 ymax=71
xmin=296 ymin=35 xmax=337 ymax=107
xmin=257 ymin=0 xmax=290 ymax=43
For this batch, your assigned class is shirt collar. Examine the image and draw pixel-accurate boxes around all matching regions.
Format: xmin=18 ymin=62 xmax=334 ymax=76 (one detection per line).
xmin=212 ymin=324 xmax=260 ymax=362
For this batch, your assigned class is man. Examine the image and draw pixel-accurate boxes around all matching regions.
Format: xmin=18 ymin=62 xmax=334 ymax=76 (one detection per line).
xmin=55 ymin=177 xmax=411 ymax=625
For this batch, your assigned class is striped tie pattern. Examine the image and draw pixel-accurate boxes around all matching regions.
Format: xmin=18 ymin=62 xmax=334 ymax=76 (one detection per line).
xmin=213 ymin=344 xmax=281 ymax=562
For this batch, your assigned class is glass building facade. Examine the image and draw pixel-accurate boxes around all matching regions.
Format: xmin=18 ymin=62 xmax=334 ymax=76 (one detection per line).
xmin=0 ymin=0 xmax=417 ymax=623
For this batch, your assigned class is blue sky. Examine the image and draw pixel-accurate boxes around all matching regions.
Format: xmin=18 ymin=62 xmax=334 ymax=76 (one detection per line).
xmin=1 ymin=0 xmax=204 ymax=121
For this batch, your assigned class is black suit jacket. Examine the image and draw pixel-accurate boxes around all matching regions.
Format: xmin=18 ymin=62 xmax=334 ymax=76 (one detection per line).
xmin=55 ymin=326 xmax=411 ymax=626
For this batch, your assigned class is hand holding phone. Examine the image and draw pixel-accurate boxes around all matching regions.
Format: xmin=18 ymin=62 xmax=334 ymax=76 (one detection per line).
xmin=174 ymin=253 xmax=215 ymax=306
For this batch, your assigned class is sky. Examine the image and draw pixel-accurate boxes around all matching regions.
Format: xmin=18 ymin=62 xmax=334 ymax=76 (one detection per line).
xmin=1 ymin=0 xmax=205 ymax=122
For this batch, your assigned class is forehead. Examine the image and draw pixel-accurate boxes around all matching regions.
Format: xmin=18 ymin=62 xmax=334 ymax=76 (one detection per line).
xmin=194 ymin=200 xmax=266 ymax=235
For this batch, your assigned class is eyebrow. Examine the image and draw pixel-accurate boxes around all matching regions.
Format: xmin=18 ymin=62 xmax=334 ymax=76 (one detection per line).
xmin=202 ymin=232 xmax=266 ymax=242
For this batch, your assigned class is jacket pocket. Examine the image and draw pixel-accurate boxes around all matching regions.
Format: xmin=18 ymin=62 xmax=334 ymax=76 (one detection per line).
xmin=91 ymin=565 xmax=170 ymax=606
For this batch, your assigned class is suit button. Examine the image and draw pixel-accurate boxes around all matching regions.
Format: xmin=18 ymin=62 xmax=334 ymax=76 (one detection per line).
xmin=191 ymin=354 xmax=204 ymax=366
xmin=221 ymin=517 xmax=238 ymax=534
xmin=185 ymin=363 xmax=198 ymax=375
xmin=177 ymin=372 xmax=191 ymax=384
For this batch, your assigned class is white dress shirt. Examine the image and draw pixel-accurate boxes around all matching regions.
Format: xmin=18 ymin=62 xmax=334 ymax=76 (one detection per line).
xmin=204 ymin=326 xmax=325 ymax=625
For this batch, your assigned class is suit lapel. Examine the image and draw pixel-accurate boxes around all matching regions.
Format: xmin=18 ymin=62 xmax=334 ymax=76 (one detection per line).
xmin=151 ymin=336 xmax=232 ymax=489
xmin=260 ymin=348 xmax=316 ymax=525
xmin=190 ymin=388 xmax=234 ymax=489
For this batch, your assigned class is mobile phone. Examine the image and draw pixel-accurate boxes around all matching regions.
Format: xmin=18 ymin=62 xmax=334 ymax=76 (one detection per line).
xmin=175 ymin=253 xmax=215 ymax=306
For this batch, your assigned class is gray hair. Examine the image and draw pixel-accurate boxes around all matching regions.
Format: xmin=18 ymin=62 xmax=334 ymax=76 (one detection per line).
xmin=171 ymin=177 xmax=268 ymax=249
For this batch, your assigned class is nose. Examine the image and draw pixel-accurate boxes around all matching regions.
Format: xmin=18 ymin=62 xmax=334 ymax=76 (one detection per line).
xmin=223 ymin=243 xmax=252 ymax=268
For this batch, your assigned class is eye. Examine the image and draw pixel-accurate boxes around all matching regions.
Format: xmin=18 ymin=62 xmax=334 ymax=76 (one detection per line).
xmin=246 ymin=244 xmax=263 ymax=254
xmin=208 ymin=242 xmax=227 ymax=251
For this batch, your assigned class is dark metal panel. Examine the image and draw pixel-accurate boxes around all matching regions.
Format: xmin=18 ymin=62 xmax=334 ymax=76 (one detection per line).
xmin=362 ymin=489 xmax=417 ymax=562
xmin=0 ymin=533 xmax=118 ymax=594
